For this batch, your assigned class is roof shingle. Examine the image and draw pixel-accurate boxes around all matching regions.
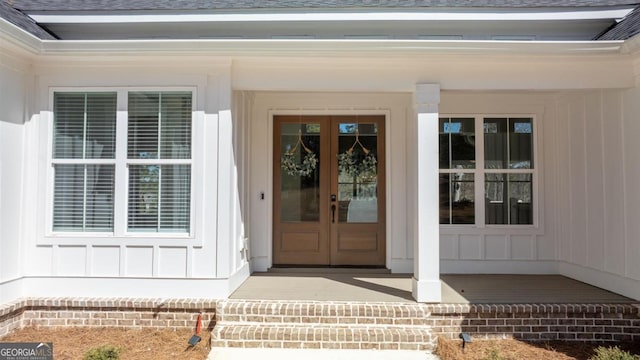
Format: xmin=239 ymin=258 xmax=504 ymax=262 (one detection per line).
xmin=597 ymin=5 xmax=640 ymax=39
xmin=4 ymin=0 xmax=640 ymax=41
xmin=0 ymin=1 xmax=55 ymax=39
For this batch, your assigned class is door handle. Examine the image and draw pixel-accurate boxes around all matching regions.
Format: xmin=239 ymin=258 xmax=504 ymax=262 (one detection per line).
xmin=331 ymin=204 xmax=336 ymax=223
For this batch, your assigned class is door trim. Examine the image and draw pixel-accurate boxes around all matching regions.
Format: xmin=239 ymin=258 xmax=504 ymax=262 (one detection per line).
xmin=257 ymin=102 xmax=396 ymax=272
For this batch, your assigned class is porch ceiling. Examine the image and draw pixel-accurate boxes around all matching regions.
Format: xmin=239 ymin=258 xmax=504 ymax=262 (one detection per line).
xmin=230 ymin=272 xmax=635 ymax=304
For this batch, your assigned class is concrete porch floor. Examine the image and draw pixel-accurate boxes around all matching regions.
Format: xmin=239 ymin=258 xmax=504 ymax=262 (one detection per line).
xmin=230 ymin=270 xmax=635 ymax=303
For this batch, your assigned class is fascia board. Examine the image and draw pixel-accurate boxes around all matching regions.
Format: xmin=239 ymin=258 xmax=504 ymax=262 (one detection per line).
xmin=0 ymin=18 xmax=42 ymax=55
xmin=622 ymin=33 xmax=640 ymax=55
xmin=29 ymin=8 xmax=635 ymax=24
xmin=37 ymin=39 xmax=625 ymax=57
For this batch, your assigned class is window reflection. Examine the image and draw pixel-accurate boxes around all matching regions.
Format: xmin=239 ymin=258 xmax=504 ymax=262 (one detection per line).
xmin=485 ymin=173 xmax=533 ymax=225
xmin=484 ymin=118 xmax=533 ymax=169
xmin=280 ymin=123 xmax=321 ymax=222
xmin=440 ymin=118 xmax=475 ymax=169
xmin=338 ymin=123 xmax=378 ymax=223
xmin=440 ymin=173 xmax=475 ymax=224
xmin=439 ymin=117 xmax=475 ymax=225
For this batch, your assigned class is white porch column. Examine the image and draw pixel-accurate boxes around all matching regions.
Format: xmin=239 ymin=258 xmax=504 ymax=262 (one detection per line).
xmin=412 ymin=84 xmax=442 ymax=303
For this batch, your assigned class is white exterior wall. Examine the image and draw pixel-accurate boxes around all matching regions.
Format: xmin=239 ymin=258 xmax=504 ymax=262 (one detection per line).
xmin=232 ymin=55 xmax=634 ymax=93
xmin=438 ymin=89 xmax=640 ymax=301
xmin=2 ymin=15 xmax=640 ymax=301
xmin=549 ymin=88 xmax=640 ymax=300
xmin=1 ymin=60 xmax=250 ymax=299
xmin=0 ymin=50 xmax=30 ymax=303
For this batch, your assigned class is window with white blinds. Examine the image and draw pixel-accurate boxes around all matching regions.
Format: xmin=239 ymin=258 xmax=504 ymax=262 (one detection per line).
xmin=52 ymin=92 xmax=117 ymax=231
xmin=51 ymin=90 xmax=193 ymax=235
xmin=127 ymin=92 xmax=192 ymax=233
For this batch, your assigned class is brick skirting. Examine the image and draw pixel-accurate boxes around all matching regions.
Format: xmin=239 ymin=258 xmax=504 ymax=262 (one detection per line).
xmin=427 ymin=304 xmax=640 ymax=343
xmin=2 ymin=298 xmax=639 ymax=349
xmin=0 ymin=298 xmax=216 ymax=338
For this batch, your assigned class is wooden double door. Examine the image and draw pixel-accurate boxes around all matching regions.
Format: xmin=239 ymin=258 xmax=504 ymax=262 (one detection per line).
xmin=273 ymin=115 xmax=385 ymax=266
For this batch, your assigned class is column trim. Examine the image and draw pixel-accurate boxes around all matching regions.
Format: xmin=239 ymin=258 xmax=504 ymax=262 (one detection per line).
xmin=411 ymin=83 xmax=442 ymax=303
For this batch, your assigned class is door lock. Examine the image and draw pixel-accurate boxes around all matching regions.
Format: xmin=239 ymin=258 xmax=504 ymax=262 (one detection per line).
xmin=330 ymin=194 xmax=336 ymax=202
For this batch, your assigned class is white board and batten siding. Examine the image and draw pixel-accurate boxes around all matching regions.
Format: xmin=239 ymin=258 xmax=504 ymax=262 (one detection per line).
xmin=0 ymin=50 xmax=32 ymax=303
xmin=551 ymin=89 xmax=640 ymax=300
xmin=9 ymin=65 xmax=251 ymax=300
xmin=439 ymin=90 xmax=640 ymax=300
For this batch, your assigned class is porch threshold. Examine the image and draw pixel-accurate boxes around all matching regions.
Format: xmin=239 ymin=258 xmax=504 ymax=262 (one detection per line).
xmin=268 ymin=266 xmax=391 ymax=274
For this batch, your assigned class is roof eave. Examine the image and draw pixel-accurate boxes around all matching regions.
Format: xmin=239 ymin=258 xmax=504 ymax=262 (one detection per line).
xmin=0 ymin=18 xmax=627 ymax=59
xmin=0 ymin=18 xmax=43 ymax=56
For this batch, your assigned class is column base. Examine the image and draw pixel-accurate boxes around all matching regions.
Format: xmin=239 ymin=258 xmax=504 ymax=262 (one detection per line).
xmin=411 ymin=277 xmax=442 ymax=303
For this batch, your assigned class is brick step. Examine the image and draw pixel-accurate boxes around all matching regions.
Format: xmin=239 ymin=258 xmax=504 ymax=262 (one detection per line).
xmin=215 ymin=300 xmax=430 ymax=325
xmin=211 ymin=323 xmax=434 ymax=350
xmin=213 ymin=300 xmax=437 ymax=350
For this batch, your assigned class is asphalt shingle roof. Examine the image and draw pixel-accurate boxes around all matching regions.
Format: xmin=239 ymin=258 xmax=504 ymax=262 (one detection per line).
xmin=3 ymin=0 xmax=640 ymax=41
xmin=10 ymin=0 xmax=640 ymax=11
xmin=597 ymin=5 xmax=640 ymax=39
xmin=0 ymin=1 xmax=54 ymax=39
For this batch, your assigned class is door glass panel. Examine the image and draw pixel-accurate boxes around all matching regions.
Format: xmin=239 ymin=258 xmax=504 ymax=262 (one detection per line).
xmin=279 ymin=123 xmax=321 ymax=222
xmin=337 ymin=123 xmax=378 ymax=223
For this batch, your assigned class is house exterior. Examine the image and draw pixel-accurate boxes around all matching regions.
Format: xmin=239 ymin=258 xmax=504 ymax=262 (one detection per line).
xmin=1 ymin=0 xmax=640 ymax=305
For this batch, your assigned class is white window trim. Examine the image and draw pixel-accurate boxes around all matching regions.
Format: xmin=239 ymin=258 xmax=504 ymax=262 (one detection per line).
xmin=439 ymin=114 xmax=539 ymax=230
xmin=44 ymin=87 xmax=198 ymax=242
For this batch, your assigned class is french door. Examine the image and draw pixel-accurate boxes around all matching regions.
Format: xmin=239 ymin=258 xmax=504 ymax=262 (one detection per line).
xmin=273 ymin=115 xmax=385 ymax=266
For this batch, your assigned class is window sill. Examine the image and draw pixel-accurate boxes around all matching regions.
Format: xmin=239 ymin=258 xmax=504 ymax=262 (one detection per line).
xmin=38 ymin=234 xmax=202 ymax=248
xmin=440 ymin=224 xmax=543 ymax=236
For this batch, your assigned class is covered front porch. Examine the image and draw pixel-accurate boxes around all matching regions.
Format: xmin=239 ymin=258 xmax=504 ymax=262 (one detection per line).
xmin=230 ymin=271 xmax=635 ymax=304
xmin=243 ymin=87 xmax=640 ymax=304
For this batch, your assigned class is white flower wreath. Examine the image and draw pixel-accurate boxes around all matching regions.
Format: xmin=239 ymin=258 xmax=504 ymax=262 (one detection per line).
xmin=280 ymin=129 xmax=318 ymax=177
xmin=281 ymin=150 xmax=318 ymax=177
xmin=337 ymin=150 xmax=377 ymax=179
